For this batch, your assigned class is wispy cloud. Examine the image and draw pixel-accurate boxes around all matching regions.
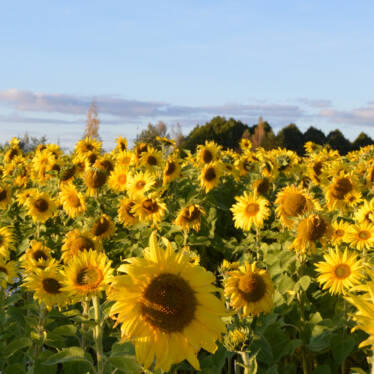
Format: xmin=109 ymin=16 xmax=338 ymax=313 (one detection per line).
xmin=297 ymin=98 xmax=332 ymax=108
xmin=319 ymin=103 xmax=374 ymax=126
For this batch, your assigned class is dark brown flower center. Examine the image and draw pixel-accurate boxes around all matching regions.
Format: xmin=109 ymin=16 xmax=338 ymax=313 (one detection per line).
xmin=135 ymin=180 xmax=146 ymax=190
xmin=85 ymin=170 xmax=107 ymax=189
xmin=72 ymin=236 xmax=95 ymax=252
xmin=140 ymin=273 xmax=197 ymax=333
xmin=88 ymin=153 xmax=98 ymax=165
xmin=165 ymin=161 xmax=176 ymax=176
xmin=142 ymin=199 xmax=159 ymax=213
xmin=334 ymin=229 xmax=345 ymax=237
xmin=204 ymin=167 xmax=216 ymax=182
xmin=0 ymin=189 xmax=7 ymax=201
xmin=67 ymin=193 xmax=81 ymax=208
xmin=126 ymin=202 xmax=136 ymax=217
xmin=147 ymin=156 xmax=157 ymax=166
xmin=100 ymin=160 xmax=114 ymax=173
xmin=334 ymin=264 xmax=351 ymax=279
xmin=34 ymin=198 xmax=49 ymax=213
xmin=76 ymin=267 xmax=103 ymax=288
xmin=60 ymin=166 xmax=76 ymax=181
xmin=298 ymin=215 xmax=327 ymax=241
xmin=182 ymin=206 xmax=201 ymax=222
xmin=0 ymin=266 xmax=8 ymax=274
xmin=313 ymin=161 xmax=323 ymax=176
xmin=42 ymin=278 xmax=62 ymax=294
xmin=8 ymin=148 xmax=19 ymax=160
xmin=256 ymin=178 xmax=270 ymax=194
xmin=331 ymin=177 xmax=353 ymax=200
xmin=282 ymin=192 xmax=306 ymax=217
xmin=203 ymin=149 xmax=213 ymax=163
xmin=33 ymin=250 xmax=49 ymax=261
xmin=93 ymin=217 xmax=110 ymax=236
xmin=238 ymin=273 xmax=266 ymax=302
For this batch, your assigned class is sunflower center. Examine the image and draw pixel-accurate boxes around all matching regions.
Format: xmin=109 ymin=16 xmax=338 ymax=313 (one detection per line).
xmin=76 ymin=267 xmax=103 ymax=288
xmin=88 ymin=153 xmax=98 ymax=165
xmin=147 ymin=156 xmax=157 ymax=166
xmin=0 ymin=189 xmax=7 ymax=201
xmin=42 ymin=278 xmax=62 ymax=294
xmin=358 ymin=230 xmax=371 ymax=240
xmin=34 ymin=199 xmax=49 ymax=213
xmin=33 ymin=250 xmax=49 ymax=261
xmin=313 ymin=161 xmax=323 ymax=176
xmin=100 ymin=160 xmax=114 ymax=172
xmin=84 ymin=144 xmax=94 ymax=152
xmin=140 ymin=273 xmax=197 ymax=333
xmin=299 ymin=216 xmax=327 ymax=241
xmin=203 ymin=150 xmax=213 ymax=163
xmin=85 ymin=170 xmax=107 ymax=188
xmin=8 ymin=148 xmax=19 ymax=160
xmin=335 ymin=229 xmax=345 ymax=237
xmin=126 ymin=202 xmax=136 ymax=217
xmin=72 ymin=236 xmax=95 ymax=252
xmin=0 ymin=266 xmax=8 ymax=274
xmin=135 ymin=180 xmax=146 ymax=190
xmin=0 ymin=235 xmax=3 ymax=246
xmin=282 ymin=193 xmax=306 ymax=217
xmin=117 ymin=174 xmax=127 ymax=184
xmin=143 ymin=199 xmax=159 ymax=213
xmin=67 ymin=193 xmax=81 ymax=208
xmin=93 ymin=218 xmax=110 ymax=236
xmin=331 ymin=177 xmax=353 ymax=199
xmin=61 ymin=166 xmax=76 ymax=181
xmin=183 ymin=207 xmax=201 ymax=222
xmin=119 ymin=142 xmax=126 ymax=151
xmin=165 ymin=162 xmax=176 ymax=176
xmin=334 ymin=264 xmax=351 ymax=280
xmin=204 ymin=167 xmax=216 ymax=182
xmin=238 ymin=273 xmax=266 ymax=302
xmin=256 ymin=178 xmax=270 ymax=194
xmin=245 ymin=203 xmax=259 ymax=217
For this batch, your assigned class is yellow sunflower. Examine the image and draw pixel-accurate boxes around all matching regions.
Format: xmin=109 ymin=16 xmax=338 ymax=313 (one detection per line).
xmin=325 ymin=173 xmax=357 ymax=211
xmin=347 ymin=222 xmax=374 ymax=251
xmin=20 ymin=241 xmax=52 ymax=271
xmin=114 ymin=136 xmax=128 ymax=152
xmin=240 ymin=138 xmax=252 ymax=151
xmin=61 ymin=229 xmax=101 ymax=263
xmin=59 ymin=184 xmax=86 ymax=218
xmin=115 ymin=149 xmax=134 ymax=167
xmin=74 ymin=137 xmax=102 ymax=156
xmin=134 ymin=142 xmax=150 ymax=162
xmin=253 ymin=177 xmax=271 ymax=195
xmin=84 ymin=168 xmax=108 ymax=197
xmin=199 ymin=162 xmax=224 ymax=193
xmin=108 ymin=165 xmax=129 ymax=192
xmin=108 ymin=232 xmax=226 ymax=372
xmin=0 ymin=185 xmax=11 ymax=209
xmin=315 ymin=248 xmax=363 ymax=295
xmin=90 ymin=214 xmax=115 ymax=240
xmin=330 ymin=220 xmax=351 ymax=246
xmin=196 ymin=141 xmax=221 ymax=165
xmin=354 ymin=198 xmax=374 ymax=224
xmin=0 ymin=227 xmax=15 ymax=259
xmin=275 ymin=185 xmax=318 ymax=228
xmin=117 ymin=197 xmax=139 ymax=227
xmin=25 ymin=191 xmax=56 ymax=223
xmin=224 ymin=262 xmax=274 ymax=317
xmin=140 ymin=147 xmax=163 ymax=171
xmin=132 ymin=195 xmax=167 ymax=225
xmin=174 ymin=204 xmax=205 ymax=233
xmin=62 ymin=250 xmax=113 ymax=301
xmin=23 ymin=260 xmax=70 ymax=310
xmin=94 ymin=154 xmax=115 ymax=174
xmin=163 ymin=155 xmax=181 ymax=184
xmin=0 ymin=257 xmax=17 ymax=288
xmin=231 ymin=192 xmax=270 ymax=230
xmin=4 ymin=145 xmax=21 ymax=164
xmin=127 ymin=171 xmax=155 ymax=198
xmin=291 ymin=214 xmax=330 ymax=254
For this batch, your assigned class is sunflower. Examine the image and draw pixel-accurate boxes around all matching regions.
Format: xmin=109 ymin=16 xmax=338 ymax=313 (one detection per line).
xmin=117 ymin=197 xmax=139 ymax=227
xmin=132 ymin=195 xmax=167 ymax=225
xmin=315 ymin=248 xmax=363 ymax=295
xmin=347 ymin=222 xmax=374 ymax=251
xmin=325 ymin=173 xmax=356 ymax=211
xmin=115 ymin=136 xmax=128 ymax=152
xmin=20 ymin=241 xmax=52 ymax=271
xmin=74 ymin=137 xmax=102 ymax=156
xmin=291 ymin=214 xmax=330 ymax=254
xmin=4 ymin=145 xmax=21 ymax=164
xmin=84 ymin=168 xmax=108 ymax=197
xmin=91 ymin=214 xmax=115 ymax=240
xmin=236 ymin=153 xmax=257 ymax=176
xmin=62 ymin=250 xmax=113 ymax=301
xmin=140 ymin=147 xmax=163 ymax=171
xmin=174 ymin=204 xmax=205 ymax=232
xmin=108 ymin=165 xmax=129 ymax=192
xmin=163 ymin=155 xmax=181 ymax=184
xmin=231 ymin=192 xmax=270 ymax=231
xmin=0 ymin=227 xmax=15 ymax=259
xmin=0 ymin=185 xmax=11 ymax=209
xmin=25 ymin=191 xmax=56 ymax=223
xmin=196 ymin=141 xmax=221 ymax=165
xmin=0 ymin=257 xmax=17 ymax=288
xmin=94 ymin=154 xmax=115 ymax=174
xmin=330 ymin=220 xmax=351 ymax=246
xmin=240 ymin=138 xmax=252 ymax=151
xmin=61 ymin=229 xmax=101 ymax=263
xmin=253 ymin=177 xmax=271 ymax=195
xmin=134 ymin=142 xmax=149 ymax=162
xmin=115 ymin=150 xmax=134 ymax=167
xmin=127 ymin=171 xmax=155 ymax=198
xmin=108 ymin=232 xmax=226 ymax=372
xmin=23 ymin=260 xmax=70 ymax=310
xmin=224 ymin=262 xmax=274 ymax=317
xmin=275 ymin=185 xmax=318 ymax=228
xmin=199 ymin=162 xmax=224 ymax=193
xmin=59 ymin=184 xmax=86 ymax=218
xmin=354 ymin=198 xmax=374 ymax=224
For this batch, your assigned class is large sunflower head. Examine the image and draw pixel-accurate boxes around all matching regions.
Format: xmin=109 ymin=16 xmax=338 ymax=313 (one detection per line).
xmin=61 ymin=229 xmax=102 ymax=263
xmin=0 ymin=257 xmax=17 ymax=288
xmin=20 ymin=240 xmax=52 ymax=272
xmin=133 ymin=195 xmax=167 ymax=225
xmin=108 ymin=165 xmax=129 ymax=192
xmin=108 ymin=232 xmax=226 ymax=372
xmin=117 ymin=197 xmax=139 ymax=227
xmin=325 ymin=173 xmax=357 ymax=211
xmin=347 ymin=222 xmax=374 ymax=251
xmin=139 ymin=147 xmax=163 ymax=171
xmin=0 ymin=227 xmax=15 ymax=259
xmin=59 ymin=184 xmax=86 ymax=218
xmin=84 ymin=168 xmax=108 ymax=197
xmin=62 ymin=250 xmax=113 ymax=301
xmin=224 ymin=261 xmax=274 ymax=317
xmin=315 ymin=248 xmax=363 ymax=295
xmin=199 ymin=161 xmax=224 ymax=193
xmin=174 ymin=204 xmax=205 ymax=233
xmin=115 ymin=149 xmax=134 ymax=167
xmin=23 ymin=260 xmax=70 ymax=310
xmin=275 ymin=185 xmax=318 ymax=228
xmin=127 ymin=171 xmax=155 ymax=198
xmin=196 ymin=141 xmax=221 ymax=166
xmin=90 ymin=214 xmax=115 ymax=240
xmin=25 ymin=191 xmax=56 ymax=223
xmin=231 ymin=192 xmax=270 ymax=231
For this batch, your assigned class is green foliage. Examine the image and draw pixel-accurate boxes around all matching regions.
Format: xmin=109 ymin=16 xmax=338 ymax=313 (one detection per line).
xmin=135 ymin=121 xmax=169 ymax=148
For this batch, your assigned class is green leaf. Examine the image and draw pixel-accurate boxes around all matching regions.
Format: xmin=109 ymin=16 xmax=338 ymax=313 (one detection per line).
xmin=51 ymin=324 xmax=77 ymax=336
xmin=4 ymin=337 xmax=32 ymax=358
xmin=3 ymin=363 xmax=25 ymax=374
xmin=297 ymin=275 xmax=311 ymax=291
xmin=109 ymin=356 xmax=141 ymax=373
xmin=312 ymin=364 xmax=331 ymax=374
xmin=42 ymin=347 xmax=90 ymax=366
xmin=331 ymin=335 xmax=355 ymax=364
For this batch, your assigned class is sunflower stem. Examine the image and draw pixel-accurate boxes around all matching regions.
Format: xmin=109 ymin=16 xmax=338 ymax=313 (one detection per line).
xmin=239 ymin=351 xmax=251 ymax=374
xmin=81 ymin=298 xmax=89 ymax=350
xmin=92 ymin=295 xmax=105 ymax=374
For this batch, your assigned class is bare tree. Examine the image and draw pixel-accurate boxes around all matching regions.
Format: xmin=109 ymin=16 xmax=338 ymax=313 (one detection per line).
xmin=83 ymin=101 xmax=100 ymax=139
xmin=251 ymin=116 xmax=266 ymax=150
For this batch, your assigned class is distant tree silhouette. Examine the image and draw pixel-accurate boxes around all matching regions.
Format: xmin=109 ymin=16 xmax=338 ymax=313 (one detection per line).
xmin=303 ymin=126 xmax=326 ymax=145
xmin=352 ymin=132 xmax=374 ymax=150
xmin=276 ymin=124 xmax=305 ymax=155
xmin=83 ymin=101 xmax=100 ymax=139
xmin=135 ymin=121 xmax=170 ymax=148
xmin=326 ymin=130 xmax=352 ymax=155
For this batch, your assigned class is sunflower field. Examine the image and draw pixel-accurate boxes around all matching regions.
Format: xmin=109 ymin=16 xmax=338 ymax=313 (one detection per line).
xmin=1 ymin=135 xmax=374 ymax=374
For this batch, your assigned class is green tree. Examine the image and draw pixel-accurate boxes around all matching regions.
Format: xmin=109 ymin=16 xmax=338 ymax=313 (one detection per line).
xmin=326 ymin=129 xmax=352 ymax=155
xmin=351 ymin=132 xmax=374 ymax=150
xmin=135 ymin=121 xmax=169 ymax=148
xmin=303 ymin=126 xmax=326 ymax=145
xmin=276 ymin=123 xmax=305 ymax=155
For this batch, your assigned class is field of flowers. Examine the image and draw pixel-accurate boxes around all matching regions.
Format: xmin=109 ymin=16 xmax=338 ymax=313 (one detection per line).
xmin=1 ymin=135 xmax=374 ymax=374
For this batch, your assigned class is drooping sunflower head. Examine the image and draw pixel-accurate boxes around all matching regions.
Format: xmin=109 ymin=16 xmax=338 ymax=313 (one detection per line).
xmin=347 ymin=222 xmax=374 ymax=251
xmin=231 ymin=192 xmax=270 ymax=231
xmin=91 ymin=214 xmax=115 ymax=240
xmin=196 ymin=141 xmax=221 ymax=165
xmin=253 ymin=177 xmax=271 ymax=195
xmin=108 ymin=165 xmax=129 ymax=192
xmin=84 ymin=168 xmax=108 ymax=197
xmin=224 ymin=261 xmax=274 ymax=317
xmin=163 ymin=156 xmax=181 ymax=184
xmin=4 ymin=145 xmax=21 ymax=164
xmin=115 ymin=136 xmax=128 ymax=152
xmin=325 ymin=173 xmax=357 ymax=211
xmin=20 ymin=240 xmax=52 ymax=271
xmin=174 ymin=204 xmax=205 ymax=232
xmin=199 ymin=161 xmax=224 ymax=193
xmin=134 ymin=142 xmax=149 ymax=161
xmin=275 ymin=185 xmax=318 ymax=228
xmin=117 ymin=197 xmax=139 ymax=227
xmin=25 ymin=191 xmax=56 ymax=223
xmin=291 ymin=214 xmax=330 ymax=254
xmin=108 ymin=232 xmax=226 ymax=372
xmin=61 ymin=229 xmax=101 ymax=263
xmin=0 ymin=184 xmax=11 ymax=209
xmin=59 ymin=164 xmax=77 ymax=184
xmin=59 ymin=184 xmax=86 ymax=218
xmin=0 ymin=257 xmax=17 ymax=288
xmin=315 ymin=248 xmax=363 ymax=295
xmin=133 ymin=195 xmax=167 ymax=225
xmin=94 ymin=154 xmax=115 ymax=174
xmin=236 ymin=152 xmax=257 ymax=176
xmin=62 ymin=249 xmax=113 ymax=301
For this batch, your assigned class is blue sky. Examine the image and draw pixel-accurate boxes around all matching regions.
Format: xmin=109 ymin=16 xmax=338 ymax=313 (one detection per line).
xmin=1 ymin=1 xmax=374 ymax=150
